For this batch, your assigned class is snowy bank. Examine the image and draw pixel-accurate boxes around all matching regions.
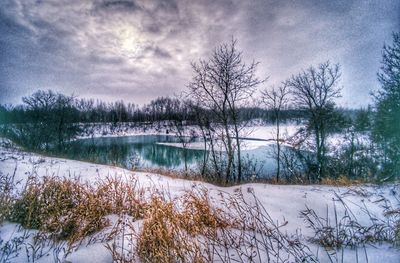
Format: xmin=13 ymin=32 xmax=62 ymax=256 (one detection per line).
xmin=0 ymin=141 xmax=398 ymax=263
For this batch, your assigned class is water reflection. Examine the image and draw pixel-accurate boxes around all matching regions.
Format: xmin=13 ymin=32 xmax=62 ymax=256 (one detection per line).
xmin=47 ymin=135 xmax=291 ymax=179
xmin=60 ymin=135 xmax=204 ymax=170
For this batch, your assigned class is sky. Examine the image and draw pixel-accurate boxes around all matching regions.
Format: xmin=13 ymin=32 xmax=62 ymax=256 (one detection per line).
xmin=0 ymin=0 xmax=399 ymax=107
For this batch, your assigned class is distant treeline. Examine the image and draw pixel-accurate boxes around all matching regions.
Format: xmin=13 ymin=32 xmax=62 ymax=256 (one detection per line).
xmin=0 ymin=91 xmax=366 ymax=125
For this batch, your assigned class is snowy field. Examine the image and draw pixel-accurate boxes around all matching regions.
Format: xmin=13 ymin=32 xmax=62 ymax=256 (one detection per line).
xmin=0 ymin=139 xmax=399 ymax=263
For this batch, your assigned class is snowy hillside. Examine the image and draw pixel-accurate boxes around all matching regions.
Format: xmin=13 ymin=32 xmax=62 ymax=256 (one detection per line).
xmin=0 ymin=141 xmax=399 ymax=263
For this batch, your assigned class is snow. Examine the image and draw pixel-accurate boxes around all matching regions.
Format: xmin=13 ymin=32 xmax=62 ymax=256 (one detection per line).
xmin=76 ymin=122 xmax=178 ymax=139
xmin=0 ymin=138 xmax=398 ymax=262
xmin=76 ymin=121 xmax=302 ymax=148
xmin=154 ymin=123 xmax=304 ymax=151
xmin=243 ymin=123 xmax=302 ymax=141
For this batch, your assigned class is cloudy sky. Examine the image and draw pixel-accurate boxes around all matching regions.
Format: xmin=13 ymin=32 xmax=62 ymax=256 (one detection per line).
xmin=0 ymin=0 xmax=399 ymax=107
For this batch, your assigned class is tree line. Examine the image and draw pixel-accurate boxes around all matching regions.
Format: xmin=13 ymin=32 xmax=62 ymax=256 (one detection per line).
xmin=0 ymin=94 xmax=310 ymax=125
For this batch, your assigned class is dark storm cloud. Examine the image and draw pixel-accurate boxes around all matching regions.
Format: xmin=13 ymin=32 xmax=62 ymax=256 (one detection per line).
xmin=88 ymin=53 xmax=125 ymax=65
xmin=142 ymin=45 xmax=172 ymax=59
xmin=97 ymin=0 xmax=142 ymax=12
xmin=0 ymin=0 xmax=399 ymax=106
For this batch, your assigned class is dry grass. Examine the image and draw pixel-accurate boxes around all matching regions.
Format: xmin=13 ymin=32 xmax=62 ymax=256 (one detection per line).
xmin=179 ymin=189 xmax=229 ymax=236
xmin=300 ymin=189 xmax=400 ymax=262
xmin=380 ymin=185 xmax=400 ymax=246
xmin=11 ymin=176 xmax=108 ymax=243
xmin=137 ymin=196 xmax=203 ymax=263
xmin=8 ymin=174 xmax=146 ymax=245
xmin=320 ymin=175 xmax=367 ymax=186
xmin=384 ymin=208 xmax=400 ymax=245
xmin=107 ymin=187 xmax=316 ymax=263
xmin=2 ymin=164 xmax=399 ymax=262
xmin=95 ymin=174 xmax=146 ymax=219
xmin=0 ymin=170 xmax=149 ymax=262
xmin=0 ymin=168 xmax=17 ymax=224
xmin=135 ymin=166 xmax=212 ymax=185
xmin=132 ymin=189 xmax=230 ymax=263
xmin=251 ymin=174 xmax=368 ymax=186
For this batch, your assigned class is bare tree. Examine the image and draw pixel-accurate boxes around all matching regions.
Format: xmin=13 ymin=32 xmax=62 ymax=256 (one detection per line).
xmin=188 ymin=39 xmax=262 ymax=183
xmin=187 ymin=101 xmax=213 ymax=177
xmin=261 ymin=84 xmax=290 ymax=182
xmin=169 ymin=99 xmax=197 ymax=175
xmin=286 ymin=61 xmax=341 ymax=181
xmin=20 ymin=90 xmax=78 ymax=151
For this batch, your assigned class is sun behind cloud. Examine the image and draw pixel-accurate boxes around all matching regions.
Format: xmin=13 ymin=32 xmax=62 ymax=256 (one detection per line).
xmin=117 ymin=26 xmax=145 ymax=59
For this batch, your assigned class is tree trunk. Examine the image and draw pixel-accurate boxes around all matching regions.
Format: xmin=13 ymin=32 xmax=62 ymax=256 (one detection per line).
xmin=199 ymin=126 xmax=208 ymax=176
xmin=315 ymin=129 xmax=322 ymax=182
xmin=276 ymin=117 xmax=280 ymax=182
xmin=234 ymin=124 xmax=242 ymax=183
xmin=224 ymin=123 xmax=233 ymax=184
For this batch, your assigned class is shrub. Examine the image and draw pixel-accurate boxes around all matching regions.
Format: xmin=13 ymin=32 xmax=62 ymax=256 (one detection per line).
xmin=9 ymin=174 xmax=146 ymax=245
xmin=10 ymin=177 xmax=106 ymax=243
xmin=0 ymin=169 xmax=17 ymax=223
xmin=137 ymin=196 xmax=195 ymax=263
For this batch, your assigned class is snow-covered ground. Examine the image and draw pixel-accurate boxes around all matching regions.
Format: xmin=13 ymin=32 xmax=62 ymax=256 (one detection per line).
xmin=77 ymin=122 xmax=173 ymax=139
xmin=0 ymin=139 xmax=399 ymax=263
xmin=77 ymin=121 xmax=300 ymax=139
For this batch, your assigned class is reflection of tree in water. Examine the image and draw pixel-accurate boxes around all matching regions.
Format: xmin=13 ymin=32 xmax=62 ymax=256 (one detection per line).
xmin=59 ymin=141 xmax=132 ymax=167
xmin=59 ymin=136 xmax=204 ymax=170
xmin=138 ymin=144 xmax=203 ymax=168
xmin=50 ymin=136 xmax=298 ymax=178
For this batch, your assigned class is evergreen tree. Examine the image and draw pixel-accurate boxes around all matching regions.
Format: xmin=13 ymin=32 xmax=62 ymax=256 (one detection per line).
xmin=373 ymin=32 xmax=400 ymax=179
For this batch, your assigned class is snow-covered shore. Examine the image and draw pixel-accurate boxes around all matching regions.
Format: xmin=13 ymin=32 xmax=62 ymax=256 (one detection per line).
xmin=76 ymin=121 xmax=303 ymax=151
xmin=0 ymin=140 xmax=399 ymax=262
xmin=76 ymin=120 xmax=300 ymax=139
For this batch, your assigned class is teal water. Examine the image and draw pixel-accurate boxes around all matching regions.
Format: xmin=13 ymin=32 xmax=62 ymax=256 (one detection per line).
xmin=60 ymin=135 xmax=203 ymax=170
xmin=55 ymin=135 xmax=279 ymax=177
